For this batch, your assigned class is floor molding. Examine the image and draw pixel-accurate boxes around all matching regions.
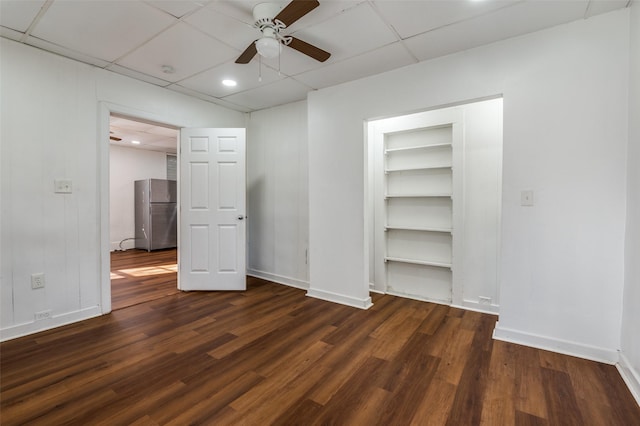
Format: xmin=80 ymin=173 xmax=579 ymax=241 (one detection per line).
xmin=617 ymin=352 xmax=640 ymax=406
xmin=0 ymin=306 xmax=102 ymax=342
xmin=306 ymin=287 xmax=373 ymax=310
xmin=247 ymin=269 xmax=309 ymax=290
xmin=493 ymin=322 xmax=619 ymax=365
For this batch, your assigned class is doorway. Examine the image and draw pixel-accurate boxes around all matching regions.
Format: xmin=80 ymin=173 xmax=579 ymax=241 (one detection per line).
xmin=108 ymin=114 xmax=179 ymax=310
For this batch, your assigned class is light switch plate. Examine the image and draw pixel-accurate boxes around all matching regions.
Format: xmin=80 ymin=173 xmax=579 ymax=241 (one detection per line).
xmin=55 ymin=179 xmax=72 ymax=193
xmin=521 ymin=190 xmax=534 ymax=206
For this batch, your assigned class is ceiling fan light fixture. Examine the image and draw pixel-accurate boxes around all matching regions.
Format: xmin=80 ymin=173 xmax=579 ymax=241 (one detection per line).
xmin=256 ymin=36 xmax=281 ymax=59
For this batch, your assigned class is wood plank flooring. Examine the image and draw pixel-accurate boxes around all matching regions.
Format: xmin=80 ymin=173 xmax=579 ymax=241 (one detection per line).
xmin=110 ymin=248 xmax=179 ymax=310
xmin=2 ymin=278 xmax=639 ymax=425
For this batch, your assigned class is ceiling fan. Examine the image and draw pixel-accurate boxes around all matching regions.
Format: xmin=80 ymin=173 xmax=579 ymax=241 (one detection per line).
xmin=235 ymin=0 xmax=331 ymax=64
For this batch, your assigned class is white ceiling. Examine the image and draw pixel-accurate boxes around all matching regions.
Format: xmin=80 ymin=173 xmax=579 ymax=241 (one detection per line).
xmin=110 ymin=115 xmax=178 ymax=154
xmin=1 ymin=0 xmax=631 ymax=112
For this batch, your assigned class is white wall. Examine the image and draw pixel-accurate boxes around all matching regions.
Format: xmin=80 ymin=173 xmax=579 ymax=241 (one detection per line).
xmin=0 ymin=39 xmax=245 ymax=340
xmin=109 ymin=145 xmax=168 ymax=251
xmin=247 ymin=101 xmax=309 ymax=288
xmin=620 ymin=1 xmax=640 ymax=403
xmin=308 ymin=10 xmax=629 ymax=361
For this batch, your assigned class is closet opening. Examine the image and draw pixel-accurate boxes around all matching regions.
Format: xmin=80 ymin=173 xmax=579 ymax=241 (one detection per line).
xmin=366 ymin=98 xmax=503 ymax=313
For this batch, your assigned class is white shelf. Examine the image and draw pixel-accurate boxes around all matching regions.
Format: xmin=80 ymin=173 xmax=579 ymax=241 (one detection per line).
xmin=385 ymin=165 xmax=452 ymax=173
xmin=385 ymin=193 xmax=451 ymax=199
xmin=385 ymin=257 xmax=452 ymax=269
xmin=385 ymin=226 xmax=452 ymax=233
xmin=385 ymin=142 xmax=452 ymax=154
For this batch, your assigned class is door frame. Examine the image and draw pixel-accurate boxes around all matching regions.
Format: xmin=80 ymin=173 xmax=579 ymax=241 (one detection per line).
xmin=98 ymin=102 xmax=185 ymax=314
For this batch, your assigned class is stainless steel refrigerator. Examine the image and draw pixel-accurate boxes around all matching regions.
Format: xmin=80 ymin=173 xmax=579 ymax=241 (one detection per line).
xmin=134 ymin=179 xmax=177 ymax=251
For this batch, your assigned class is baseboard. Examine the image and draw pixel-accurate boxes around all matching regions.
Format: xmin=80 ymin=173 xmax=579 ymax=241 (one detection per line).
xmin=454 ymin=299 xmax=500 ymax=315
xmin=493 ymin=322 xmax=619 ymax=364
xmin=247 ymin=269 xmax=309 ymax=290
xmin=617 ymin=352 xmax=640 ymax=406
xmin=0 ymin=306 xmax=103 ymax=342
xmin=306 ymin=287 xmax=373 ymax=310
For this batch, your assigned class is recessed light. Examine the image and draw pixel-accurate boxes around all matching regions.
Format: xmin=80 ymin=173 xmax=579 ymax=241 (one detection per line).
xmin=131 ymin=140 xmax=141 ymax=145
xmin=222 ymin=79 xmax=237 ymax=87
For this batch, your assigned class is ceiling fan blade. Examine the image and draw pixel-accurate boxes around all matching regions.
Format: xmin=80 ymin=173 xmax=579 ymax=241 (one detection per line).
xmin=110 ymin=136 xmax=122 ymax=141
xmin=275 ymin=0 xmax=319 ymax=28
xmin=288 ymin=37 xmax=330 ymax=62
xmin=235 ymin=41 xmax=258 ymax=64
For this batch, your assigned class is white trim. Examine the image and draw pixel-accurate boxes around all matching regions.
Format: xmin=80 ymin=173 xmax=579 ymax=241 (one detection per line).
xmin=493 ymin=322 xmax=619 ymax=364
xmin=386 ymin=289 xmax=451 ymax=306
xmin=454 ymin=299 xmax=500 ymax=315
xmin=0 ymin=306 xmax=102 ymax=342
xmin=617 ymin=353 xmax=640 ymax=406
xmin=247 ymin=269 xmax=309 ymax=290
xmin=306 ymin=288 xmax=373 ymax=310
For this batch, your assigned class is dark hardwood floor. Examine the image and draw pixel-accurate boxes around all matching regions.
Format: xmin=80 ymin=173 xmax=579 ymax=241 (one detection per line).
xmin=110 ymin=248 xmax=179 ymax=310
xmin=1 ymin=277 xmax=639 ymax=425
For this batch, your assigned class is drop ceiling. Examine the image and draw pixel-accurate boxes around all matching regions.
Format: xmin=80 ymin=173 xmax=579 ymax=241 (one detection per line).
xmin=0 ymin=0 xmax=631 ymax=112
xmin=110 ymin=115 xmax=178 ymax=154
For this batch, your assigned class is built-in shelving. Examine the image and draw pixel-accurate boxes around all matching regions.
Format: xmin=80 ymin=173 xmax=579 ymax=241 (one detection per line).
xmin=385 ymin=165 xmax=452 ymax=173
xmin=384 ymin=226 xmax=452 ymax=233
xmin=384 ymin=256 xmax=452 ymax=269
xmin=384 ymin=142 xmax=452 ymax=153
xmin=385 ymin=193 xmax=452 ymax=199
xmin=382 ymin=123 xmax=455 ymax=303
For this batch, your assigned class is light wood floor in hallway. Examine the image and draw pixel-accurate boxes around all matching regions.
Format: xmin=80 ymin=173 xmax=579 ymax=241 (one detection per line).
xmin=1 ymin=253 xmax=639 ymax=424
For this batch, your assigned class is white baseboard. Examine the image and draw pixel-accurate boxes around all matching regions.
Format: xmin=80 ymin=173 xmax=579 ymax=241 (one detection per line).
xmin=617 ymin=352 xmax=640 ymax=406
xmin=0 ymin=306 xmax=103 ymax=342
xmin=307 ymin=287 xmax=373 ymax=310
xmin=454 ymin=299 xmax=499 ymax=315
xmin=247 ymin=269 xmax=309 ymax=290
xmin=493 ymin=322 xmax=619 ymax=365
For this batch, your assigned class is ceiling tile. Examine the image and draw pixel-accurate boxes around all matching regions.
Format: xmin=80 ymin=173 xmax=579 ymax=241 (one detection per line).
xmin=146 ymin=0 xmax=207 ymax=18
xmin=284 ymin=1 xmax=366 ymax=32
xmin=292 ymin=2 xmax=398 ymax=59
xmin=167 ymin=84 xmax=253 ymax=112
xmin=117 ymin=22 xmax=239 ymax=82
xmin=30 ymin=1 xmax=176 ymax=62
xmin=205 ymin=1 xmax=261 ymax=25
xmin=185 ymin=3 xmax=257 ymax=51
xmin=106 ymin=63 xmax=173 ymax=86
xmin=0 ymin=0 xmax=46 ymax=32
xmin=372 ymin=0 xmax=521 ymax=39
xmin=178 ymin=61 xmax=284 ymax=97
xmin=295 ymin=41 xmax=416 ymax=89
xmin=404 ymin=0 xmax=589 ymax=62
xmin=222 ymin=77 xmax=312 ymax=110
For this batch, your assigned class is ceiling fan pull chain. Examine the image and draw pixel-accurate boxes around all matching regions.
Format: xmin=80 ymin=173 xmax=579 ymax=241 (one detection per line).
xmin=259 ymin=54 xmax=263 ymax=82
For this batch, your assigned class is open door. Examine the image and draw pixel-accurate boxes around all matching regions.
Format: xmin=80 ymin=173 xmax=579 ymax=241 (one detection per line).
xmin=179 ymin=128 xmax=246 ymax=291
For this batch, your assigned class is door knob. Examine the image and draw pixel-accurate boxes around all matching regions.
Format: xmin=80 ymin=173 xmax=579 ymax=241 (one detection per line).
xmin=237 ymin=215 xmax=245 ymax=220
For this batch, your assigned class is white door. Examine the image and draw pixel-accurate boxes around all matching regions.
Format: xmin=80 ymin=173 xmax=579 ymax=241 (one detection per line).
xmin=179 ymin=128 xmax=246 ymax=291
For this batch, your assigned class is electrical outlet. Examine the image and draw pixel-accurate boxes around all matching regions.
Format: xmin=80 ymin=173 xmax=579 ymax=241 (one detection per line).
xmin=34 ymin=310 xmax=51 ymax=321
xmin=54 ymin=179 xmax=73 ymax=194
xmin=31 ymin=273 xmax=45 ymax=289
xmin=479 ymin=296 xmax=492 ymax=305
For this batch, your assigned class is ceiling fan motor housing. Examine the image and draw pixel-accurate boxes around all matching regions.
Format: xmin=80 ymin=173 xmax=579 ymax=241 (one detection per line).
xmin=253 ymin=3 xmax=284 ymax=29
